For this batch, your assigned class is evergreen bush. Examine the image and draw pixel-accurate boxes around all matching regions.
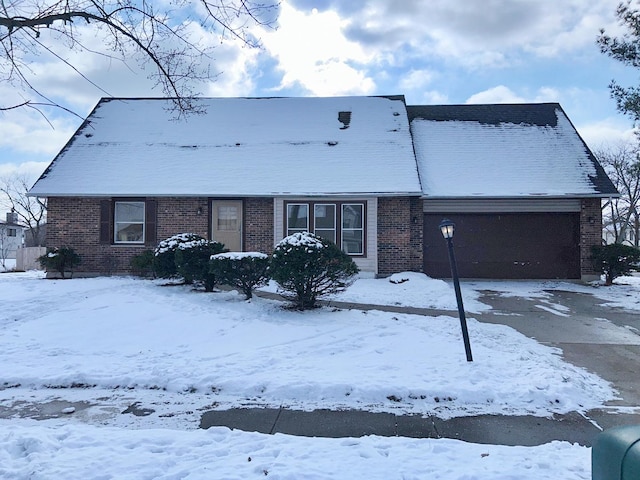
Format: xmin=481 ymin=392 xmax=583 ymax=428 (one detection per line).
xmin=591 ymin=243 xmax=640 ymax=285
xmin=175 ymin=239 xmax=226 ymax=291
xmin=130 ymin=250 xmax=155 ymax=277
xmin=153 ymin=233 xmax=205 ymax=279
xmin=210 ymin=252 xmax=270 ymax=299
xmin=38 ymin=246 xmax=81 ymax=279
xmin=270 ymin=231 xmax=359 ymax=310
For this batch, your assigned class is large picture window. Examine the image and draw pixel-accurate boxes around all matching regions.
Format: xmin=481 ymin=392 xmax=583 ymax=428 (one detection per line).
xmin=114 ymin=201 xmax=145 ymax=244
xmin=285 ymin=201 xmax=365 ymax=256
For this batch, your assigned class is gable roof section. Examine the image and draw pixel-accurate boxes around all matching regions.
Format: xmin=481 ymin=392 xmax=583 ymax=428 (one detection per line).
xmin=30 ymin=96 xmax=421 ymax=197
xmin=407 ymin=103 xmax=618 ymax=198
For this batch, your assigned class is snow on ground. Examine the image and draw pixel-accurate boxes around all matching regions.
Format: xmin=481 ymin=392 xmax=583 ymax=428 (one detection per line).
xmin=0 ymin=271 xmax=636 ymax=479
xmin=0 ymin=272 xmax=614 ymax=420
xmin=0 ymin=259 xmax=16 ymax=273
xmin=0 ymin=423 xmax=591 ymax=480
xmin=464 ymin=274 xmax=640 ymax=313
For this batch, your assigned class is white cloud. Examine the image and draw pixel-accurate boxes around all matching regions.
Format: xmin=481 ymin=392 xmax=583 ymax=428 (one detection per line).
xmin=257 ymin=2 xmax=376 ymax=95
xmin=0 ymin=99 xmax=79 ymax=157
xmin=399 ymin=69 xmax=435 ymax=91
xmin=465 ymin=86 xmax=563 ymax=105
xmin=336 ymin=0 xmax=622 ymax=69
xmin=465 ymin=85 xmax=526 ymax=104
xmin=575 ymin=118 xmax=636 ymax=150
xmin=0 ymin=162 xmax=49 ymax=182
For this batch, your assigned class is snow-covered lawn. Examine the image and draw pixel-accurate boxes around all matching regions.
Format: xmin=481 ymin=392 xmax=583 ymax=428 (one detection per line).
xmin=0 ymin=271 xmax=637 ymax=479
xmin=0 ymin=259 xmax=16 ymax=273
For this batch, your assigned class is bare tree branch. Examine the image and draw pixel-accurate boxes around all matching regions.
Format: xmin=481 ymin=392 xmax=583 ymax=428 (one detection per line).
xmin=0 ymin=1 xmax=279 ymax=117
xmin=595 ymin=142 xmax=640 ymax=247
xmin=0 ymin=173 xmax=47 ymax=246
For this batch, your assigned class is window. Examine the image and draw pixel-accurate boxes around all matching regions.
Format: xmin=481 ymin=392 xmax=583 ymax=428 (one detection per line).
xmin=217 ymin=206 xmax=239 ymax=231
xmin=285 ymin=201 xmax=365 ymax=256
xmin=287 ymin=204 xmax=309 ymax=235
xmin=100 ymin=198 xmax=156 ymax=245
xmin=341 ymin=204 xmax=363 ymax=255
xmin=314 ymin=204 xmax=336 ymax=243
xmin=7 ymin=228 xmax=17 ymax=237
xmin=114 ymin=201 xmax=145 ymax=243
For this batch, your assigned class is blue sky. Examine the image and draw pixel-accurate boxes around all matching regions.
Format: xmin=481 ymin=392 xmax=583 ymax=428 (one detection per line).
xmin=0 ymin=0 xmax=638 ymax=184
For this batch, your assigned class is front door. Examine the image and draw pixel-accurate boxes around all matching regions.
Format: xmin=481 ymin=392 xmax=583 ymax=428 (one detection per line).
xmin=212 ymin=200 xmax=243 ymax=251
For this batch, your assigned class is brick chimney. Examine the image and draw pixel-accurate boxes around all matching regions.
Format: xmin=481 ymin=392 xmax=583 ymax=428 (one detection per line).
xmin=6 ymin=211 xmax=18 ymax=224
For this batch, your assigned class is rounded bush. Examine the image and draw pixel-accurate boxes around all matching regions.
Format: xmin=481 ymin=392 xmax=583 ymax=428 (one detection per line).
xmin=270 ymin=232 xmax=359 ymax=310
xmin=591 ymin=243 xmax=640 ymax=285
xmin=153 ymin=233 xmax=205 ymax=279
xmin=210 ymin=252 xmax=270 ymax=299
xmin=175 ymin=239 xmax=226 ymax=291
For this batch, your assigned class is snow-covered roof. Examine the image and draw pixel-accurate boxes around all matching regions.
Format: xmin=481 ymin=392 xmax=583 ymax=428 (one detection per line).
xmin=408 ymin=103 xmax=618 ymax=198
xmin=30 ymin=96 xmax=422 ymax=197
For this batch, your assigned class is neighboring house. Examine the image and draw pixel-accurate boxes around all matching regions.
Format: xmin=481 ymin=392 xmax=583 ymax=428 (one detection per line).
xmin=28 ymin=96 xmax=618 ymax=280
xmin=0 ymin=212 xmax=25 ymax=260
xmin=603 ymin=221 xmax=637 ymax=246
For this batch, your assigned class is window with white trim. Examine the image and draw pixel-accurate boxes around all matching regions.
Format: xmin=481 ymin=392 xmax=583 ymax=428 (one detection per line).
xmin=285 ymin=201 xmax=365 ymax=256
xmin=114 ymin=201 xmax=145 ymax=244
xmin=7 ymin=228 xmax=17 ymax=237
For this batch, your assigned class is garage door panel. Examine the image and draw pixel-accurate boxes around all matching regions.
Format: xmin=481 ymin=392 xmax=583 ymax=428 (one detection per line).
xmin=423 ymin=213 xmax=580 ymax=279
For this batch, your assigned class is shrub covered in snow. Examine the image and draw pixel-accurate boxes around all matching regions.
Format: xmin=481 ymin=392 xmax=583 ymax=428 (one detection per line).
xmin=38 ymin=246 xmax=81 ymax=279
xmin=591 ymin=243 xmax=640 ymax=285
xmin=270 ymin=232 xmax=359 ymax=310
xmin=210 ymin=252 xmax=270 ymax=300
xmin=153 ymin=233 xmax=205 ymax=279
xmin=175 ymin=239 xmax=226 ymax=291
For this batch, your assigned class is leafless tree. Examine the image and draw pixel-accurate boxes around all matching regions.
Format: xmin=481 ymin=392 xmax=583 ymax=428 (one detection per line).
xmin=0 ymin=0 xmax=278 ymax=116
xmin=0 ymin=173 xmax=47 ymax=246
xmin=0 ymin=227 xmax=9 ymax=270
xmin=595 ymin=142 xmax=640 ymax=246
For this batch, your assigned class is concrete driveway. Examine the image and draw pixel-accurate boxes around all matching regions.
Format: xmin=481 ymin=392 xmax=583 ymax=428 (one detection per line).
xmin=472 ymin=287 xmax=640 ymax=431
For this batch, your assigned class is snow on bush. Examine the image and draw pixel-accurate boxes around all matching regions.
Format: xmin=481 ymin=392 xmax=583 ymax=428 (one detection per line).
xmin=37 ymin=246 xmax=81 ymax=279
xmin=271 ymin=231 xmax=359 ymax=310
xmin=175 ymin=240 xmax=226 ymax=291
xmin=153 ymin=233 xmax=205 ymax=279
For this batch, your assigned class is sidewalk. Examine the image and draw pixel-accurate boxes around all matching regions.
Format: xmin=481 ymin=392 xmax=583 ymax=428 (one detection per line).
xmin=200 ymin=407 xmax=609 ymax=446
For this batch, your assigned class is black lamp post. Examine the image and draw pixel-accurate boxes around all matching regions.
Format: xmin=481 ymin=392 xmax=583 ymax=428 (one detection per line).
xmin=439 ymin=219 xmax=473 ymax=362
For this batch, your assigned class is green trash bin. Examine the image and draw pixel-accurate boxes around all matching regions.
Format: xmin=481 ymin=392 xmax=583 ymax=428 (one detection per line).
xmin=592 ymin=425 xmax=640 ymax=480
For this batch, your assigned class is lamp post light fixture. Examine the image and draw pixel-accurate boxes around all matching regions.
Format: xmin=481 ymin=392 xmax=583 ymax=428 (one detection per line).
xmin=439 ymin=219 xmax=473 ymax=362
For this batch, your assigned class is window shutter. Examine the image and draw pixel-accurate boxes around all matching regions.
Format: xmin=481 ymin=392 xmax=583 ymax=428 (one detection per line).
xmin=145 ymin=199 xmax=157 ymax=246
xmin=99 ymin=200 xmax=111 ymax=244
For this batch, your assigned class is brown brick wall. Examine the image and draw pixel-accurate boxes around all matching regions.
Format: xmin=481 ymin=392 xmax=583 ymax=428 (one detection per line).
xmin=156 ymin=197 xmax=209 ymax=240
xmin=245 ymin=198 xmax=274 ymax=254
xmin=580 ymin=198 xmax=603 ymax=279
xmin=46 ymin=196 xmax=275 ymax=275
xmin=47 ymin=197 xmax=145 ymax=275
xmin=377 ymin=196 xmax=423 ymax=276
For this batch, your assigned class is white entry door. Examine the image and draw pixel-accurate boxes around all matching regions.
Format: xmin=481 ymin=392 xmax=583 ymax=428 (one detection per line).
xmin=212 ymin=200 xmax=243 ymax=251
